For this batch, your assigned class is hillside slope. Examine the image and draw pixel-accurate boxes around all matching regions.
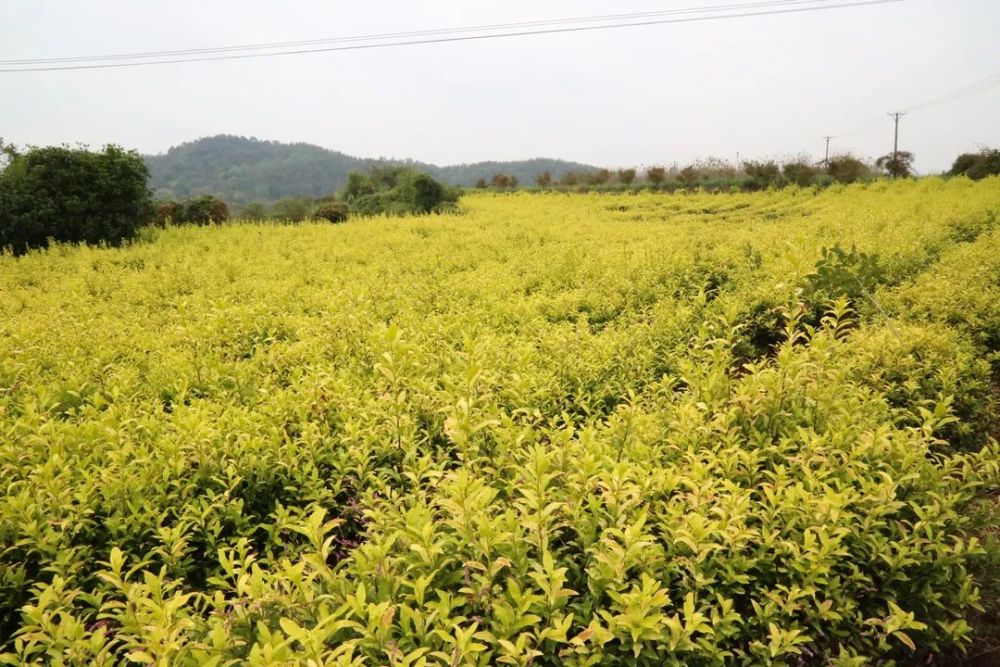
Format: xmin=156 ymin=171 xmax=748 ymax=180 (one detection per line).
xmin=145 ymin=135 xmax=597 ymax=204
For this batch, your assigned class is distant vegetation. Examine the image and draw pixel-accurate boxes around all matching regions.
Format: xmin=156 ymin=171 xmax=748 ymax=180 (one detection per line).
xmin=341 ymin=167 xmax=459 ymax=216
xmin=0 ymin=143 xmax=152 ymax=255
xmin=154 ymin=167 xmax=457 ymax=224
xmin=154 ymin=195 xmax=229 ymax=226
xmin=145 ymin=135 xmax=596 ymax=205
xmin=949 ymin=147 xmax=1000 ymax=180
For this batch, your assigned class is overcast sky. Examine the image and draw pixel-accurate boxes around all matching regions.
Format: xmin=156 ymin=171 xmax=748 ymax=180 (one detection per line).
xmin=2 ymin=0 xmax=997 ymax=173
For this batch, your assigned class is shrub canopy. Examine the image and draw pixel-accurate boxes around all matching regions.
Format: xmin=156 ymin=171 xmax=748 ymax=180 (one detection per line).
xmin=342 ymin=167 xmax=458 ymax=216
xmin=0 ymin=144 xmax=152 ymax=255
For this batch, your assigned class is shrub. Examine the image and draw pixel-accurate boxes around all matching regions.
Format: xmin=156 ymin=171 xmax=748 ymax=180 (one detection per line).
xmin=240 ymin=202 xmax=267 ymax=220
xmin=876 ymin=151 xmax=915 ymax=178
xmin=949 ymin=152 xmax=981 ymax=177
xmin=153 ymin=200 xmax=183 ymax=226
xmin=782 ymin=160 xmax=819 ymax=187
xmin=342 ymin=167 xmax=458 ymax=216
xmin=586 ymin=169 xmax=611 ymax=186
xmin=950 ymin=148 xmax=1000 ymax=180
xmin=180 ymin=195 xmax=229 ymax=225
xmin=743 ymin=160 xmax=783 ymax=190
xmin=490 ymin=173 xmax=518 ymax=190
xmin=826 ymin=154 xmax=872 ymax=184
xmin=560 ymin=171 xmax=580 ymax=186
xmin=0 ymin=143 xmax=152 ymax=255
xmin=646 ymin=166 xmax=667 ymax=185
xmin=315 ymin=200 xmax=350 ymax=223
xmin=617 ymin=168 xmax=636 ymax=184
xmin=271 ymin=197 xmax=312 ymax=222
xmin=676 ymin=165 xmax=699 ymax=186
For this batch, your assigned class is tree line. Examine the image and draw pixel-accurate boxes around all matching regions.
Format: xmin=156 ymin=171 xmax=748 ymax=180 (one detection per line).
xmin=477 ymin=147 xmax=1000 ymax=193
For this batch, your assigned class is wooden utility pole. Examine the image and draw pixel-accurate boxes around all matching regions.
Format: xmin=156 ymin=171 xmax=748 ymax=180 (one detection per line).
xmin=888 ymin=112 xmax=906 ymax=175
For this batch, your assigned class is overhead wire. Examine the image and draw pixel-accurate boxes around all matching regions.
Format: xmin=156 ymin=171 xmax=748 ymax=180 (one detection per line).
xmin=901 ymin=70 xmax=1000 ymax=112
xmin=827 ymin=69 xmax=1000 ymax=145
xmin=0 ymin=0 xmax=859 ymax=66
xmin=0 ymin=0 xmax=903 ymax=73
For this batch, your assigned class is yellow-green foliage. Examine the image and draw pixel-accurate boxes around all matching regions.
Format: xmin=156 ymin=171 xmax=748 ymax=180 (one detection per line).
xmin=1 ymin=178 xmax=999 ymax=665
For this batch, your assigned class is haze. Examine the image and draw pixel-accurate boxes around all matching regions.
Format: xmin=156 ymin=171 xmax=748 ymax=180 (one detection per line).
xmin=2 ymin=0 xmax=998 ymax=173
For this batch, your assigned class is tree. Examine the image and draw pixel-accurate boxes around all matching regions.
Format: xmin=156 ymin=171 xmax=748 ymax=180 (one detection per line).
xmin=535 ymin=171 xmax=552 ymax=188
xmin=587 ymin=169 xmax=611 ymax=186
xmin=475 ymin=177 xmax=488 ymax=189
xmin=949 ymin=148 xmax=1000 ymax=180
xmin=315 ymin=201 xmax=350 ymax=223
xmin=271 ymin=197 xmax=312 ymax=222
xmin=876 ymin=151 xmax=914 ymax=178
xmin=966 ymin=149 xmax=1000 ymax=179
xmin=782 ymin=160 xmax=818 ymax=187
xmin=0 ymin=143 xmax=152 ymax=255
xmin=490 ymin=173 xmax=518 ymax=190
xmin=181 ymin=195 xmax=229 ymax=224
xmin=646 ymin=166 xmax=667 ymax=185
xmin=241 ymin=202 xmax=267 ymax=219
xmin=341 ymin=167 xmax=458 ymax=216
xmin=826 ymin=154 xmax=871 ymax=184
xmin=743 ymin=160 xmax=783 ymax=190
xmin=559 ymin=171 xmax=580 ymax=187
xmin=617 ymin=168 xmax=636 ymax=184
xmin=404 ymin=173 xmax=449 ymax=213
xmin=154 ymin=200 xmax=184 ymax=226
xmin=949 ymin=152 xmax=980 ymax=177
xmin=676 ymin=166 xmax=698 ymax=186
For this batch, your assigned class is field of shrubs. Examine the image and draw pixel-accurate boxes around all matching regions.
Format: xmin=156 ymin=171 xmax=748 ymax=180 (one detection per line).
xmin=1 ymin=178 xmax=999 ymax=665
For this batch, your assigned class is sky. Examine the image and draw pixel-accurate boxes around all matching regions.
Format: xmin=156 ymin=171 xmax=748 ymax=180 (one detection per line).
xmin=2 ymin=0 xmax=998 ymax=173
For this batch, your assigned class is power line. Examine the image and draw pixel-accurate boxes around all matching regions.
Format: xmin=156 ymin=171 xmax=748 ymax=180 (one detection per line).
xmin=0 ymin=0 xmax=903 ymax=73
xmin=902 ymin=70 xmax=1000 ymax=112
xmin=0 ymin=0 xmax=855 ymax=66
xmin=828 ymin=69 xmax=1000 ymax=143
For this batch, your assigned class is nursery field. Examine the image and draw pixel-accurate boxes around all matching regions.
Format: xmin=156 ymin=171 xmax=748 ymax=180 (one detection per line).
xmin=2 ymin=179 xmax=1000 ymax=665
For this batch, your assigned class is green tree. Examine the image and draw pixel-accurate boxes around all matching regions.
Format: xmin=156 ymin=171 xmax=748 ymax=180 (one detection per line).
xmin=315 ymin=201 xmax=350 ymax=223
xmin=271 ymin=197 xmax=312 ymax=222
xmin=876 ymin=151 xmax=915 ymax=178
xmin=587 ymin=169 xmax=611 ymax=185
xmin=949 ymin=148 xmax=1000 ymax=180
xmin=743 ymin=160 xmax=783 ymax=190
xmin=646 ymin=166 xmax=667 ymax=185
xmin=341 ymin=167 xmax=458 ymax=216
xmin=782 ymin=160 xmax=819 ymax=187
xmin=559 ymin=171 xmax=580 ymax=186
xmin=241 ymin=202 xmax=267 ymax=219
xmin=617 ymin=168 xmax=637 ymax=184
xmin=967 ymin=149 xmax=1000 ymax=179
xmin=180 ymin=195 xmax=229 ymax=224
xmin=676 ymin=166 xmax=698 ymax=186
xmin=826 ymin=154 xmax=872 ymax=184
xmin=490 ymin=173 xmax=518 ymax=190
xmin=535 ymin=171 xmax=552 ymax=188
xmin=0 ymin=143 xmax=152 ymax=255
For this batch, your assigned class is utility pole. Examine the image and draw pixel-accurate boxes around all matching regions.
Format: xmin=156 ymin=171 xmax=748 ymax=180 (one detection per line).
xmin=822 ymin=136 xmax=832 ymax=166
xmin=887 ymin=112 xmax=906 ymax=176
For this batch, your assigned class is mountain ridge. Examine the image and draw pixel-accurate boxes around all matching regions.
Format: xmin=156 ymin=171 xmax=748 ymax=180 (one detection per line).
xmin=145 ymin=135 xmax=598 ymax=205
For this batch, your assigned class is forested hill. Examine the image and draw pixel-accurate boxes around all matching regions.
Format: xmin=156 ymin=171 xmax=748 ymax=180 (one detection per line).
xmin=145 ymin=135 xmax=597 ymax=204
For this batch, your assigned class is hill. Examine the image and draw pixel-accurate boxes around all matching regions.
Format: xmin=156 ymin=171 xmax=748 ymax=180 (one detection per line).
xmin=145 ymin=135 xmax=597 ymax=205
